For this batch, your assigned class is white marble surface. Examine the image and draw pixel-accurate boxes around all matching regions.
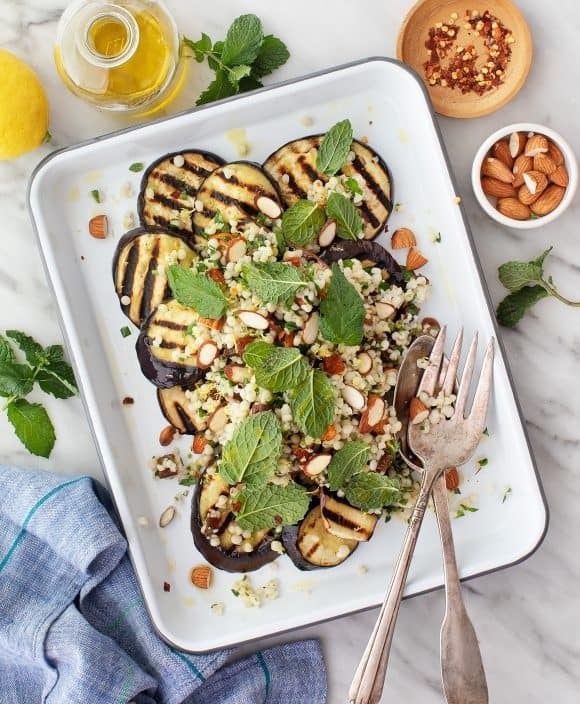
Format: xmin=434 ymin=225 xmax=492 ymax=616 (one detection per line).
xmin=1 ymin=1 xmax=579 ymax=702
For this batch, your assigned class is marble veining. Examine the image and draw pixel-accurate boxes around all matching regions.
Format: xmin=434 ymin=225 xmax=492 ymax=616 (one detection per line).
xmin=1 ymin=1 xmax=580 ymax=702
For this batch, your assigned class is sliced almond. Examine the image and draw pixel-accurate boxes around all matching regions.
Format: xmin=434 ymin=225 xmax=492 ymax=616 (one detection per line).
xmin=481 ymin=157 xmax=514 ymax=184
xmin=255 ymin=195 xmax=282 ymax=219
xmin=342 ymin=385 xmax=365 ymax=410
xmin=375 ymin=301 xmax=396 ymax=320
xmin=238 ymin=310 xmax=269 ymax=329
xmin=481 ymin=177 xmax=517 ymax=198
xmin=159 ymin=425 xmax=176 ymax=446
xmin=547 ymin=140 xmax=565 ymax=166
xmin=302 ymin=312 xmax=319 ymax=345
xmin=89 ymin=214 xmax=108 ymax=239
xmin=304 ymin=453 xmax=332 ymax=476
xmin=159 ymin=505 xmax=176 ymax=528
xmin=406 ymin=248 xmax=428 ymax=271
xmin=491 ymin=139 xmax=514 ymax=169
xmin=524 ymin=134 xmax=549 ymax=157
xmin=497 ymin=197 xmax=531 ymax=221
xmin=190 ymin=564 xmax=213 ymax=589
xmin=196 ymin=341 xmax=218 ymax=368
xmin=530 ymin=185 xmax=566 ymax=216
xmin=226 ymin=237 xmax=247 ymax=263
xmin=208 ymin=406 xmax=228 ymax=433
xmin=390 ymin=227 xmax=417 ymax=249
xmin=533 ymin=153 xmax=557 ymax=176
xmin=509 ymin=132 xmax=526 ymax=159
xmin=550 ymin=165 xmax=569 ymax=188
xmin=224 ymin=364 xmax=250 ymax=384
xmin=409 ymin=397 xmax=429 ymax=424
xmin=366 ymin=395 xmax=385 ymax=427
xmin=357 ymin=351 xmax=373 ymax=376
xmin=318 ymin=219 xmax=337 ymax=247
xmin=512 ymin=155 xmax=533 ymax=188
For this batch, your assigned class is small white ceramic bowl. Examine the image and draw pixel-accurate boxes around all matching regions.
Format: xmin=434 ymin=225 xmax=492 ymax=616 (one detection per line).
xmin=472 ymin=122 xmax=578 ymax=229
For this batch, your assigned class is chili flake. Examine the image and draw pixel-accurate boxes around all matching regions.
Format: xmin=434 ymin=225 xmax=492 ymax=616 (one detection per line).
xmin=424 ymin=9 xmax=514 ymax=95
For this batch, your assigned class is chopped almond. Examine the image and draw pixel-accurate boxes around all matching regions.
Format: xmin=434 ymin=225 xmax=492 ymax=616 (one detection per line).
xmin=410 ymin=397 xmax=429 ymax=424
xmin=321 ymin=424 xmax=337 ymax=441
xmin=391 ymin=227 xmax=417 ymax=249
xmin=322 ymin=353 xmax=346 ymax=375
xmin=445 ymin=467 xmax=460 ymax=491
xmin=207 ymin=268 xmax=226 ymax=286
xmin=406 ymin=248 xmax=428 ymax=271
xmin=89 ymin=214 xmax=108 ymax=239
xmin=192 ymin=434 xmax=207 ymax=454
xmin=199 ymin=317 xmax=224 ymax=331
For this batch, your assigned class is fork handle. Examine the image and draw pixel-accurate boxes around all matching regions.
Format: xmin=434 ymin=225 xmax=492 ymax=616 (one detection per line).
xmin=348 ymin=468 xmax=440 ymax=704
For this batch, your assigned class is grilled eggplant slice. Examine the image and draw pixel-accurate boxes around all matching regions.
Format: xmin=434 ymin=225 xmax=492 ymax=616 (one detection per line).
xmin=192 ymin=161 xmax=281 ymax=234
xmin=322 ymin=239 xmax=405 ymax=287
xmin=157 ymin=386 xmax=206 ymax=434
xmin=138 ymin=150 xmax=224 ymax=239
xmin=191 ymin=473 xmax=279 ymax=573
xmin=320 ymin=494 xmax=377 ymax=542
xmin=264 ymin=136 xmax=392 ymax=240
xmin=113 ymin=228 xmax=196 ymax=327
xmin=136 ymin=299 xmax=204 ymax=388
xmin=282 ymin=505 xmax=358 ymax=571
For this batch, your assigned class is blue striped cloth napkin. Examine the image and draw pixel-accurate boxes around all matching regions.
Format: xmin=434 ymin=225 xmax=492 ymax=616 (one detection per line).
xmin=0 ymin=466 xmax=327 ymax=704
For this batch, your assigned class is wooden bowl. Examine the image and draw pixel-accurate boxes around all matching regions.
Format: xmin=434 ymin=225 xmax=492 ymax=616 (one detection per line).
xmin=396 ymin=0 xmax=533 ymax=118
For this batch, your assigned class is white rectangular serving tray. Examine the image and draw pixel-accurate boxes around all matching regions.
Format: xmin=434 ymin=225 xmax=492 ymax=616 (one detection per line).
xmin=28 ymin=58 xmax=547 ymax=652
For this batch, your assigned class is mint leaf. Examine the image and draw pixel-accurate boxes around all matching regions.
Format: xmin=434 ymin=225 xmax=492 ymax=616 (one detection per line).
xmin=207 ymin=40 xmax=224 ymax=71
xmin=183 ymin=33 xmax=212 ymax=62
xmin=219 ymin=410 xmax=282 ymax=486
xmin=221 ymin=14 xmax=263 ymax=66
xmin=0 ymin=362 xmax=34 ymax=397
xmin=289 ymin=369 xmax=335 ymax=439
xmin=243 ymin=262 xmax=307 ymax=304
xmin=498 ymin=248 xmax=551 ymax=292
xmin=196 ymin=70 xmax=238 ymax=106
xmin=280 ymin=200 xmax=325 ymax=246
xmin=325 ymin=192 xmax=363 ymax=240
xmin=316 ymin=119 xmax=353 ymax=176
xmin=6 ymin=330 xmax=45 ymax=366
xmin=345 ymin=177 xmax=363 ymax=196
xmin=319 ymin=263 xmax=365 ymax=345
xmin=244 ymin=342 xmax=309 ymax=392
xmin=345 ymin=472 xmax=400 ymax=512
xmin=36 ymin=361 xmax=78 ymax=399
xmin=44 ymin=345 xmax=65 ymax=362
xmin=496 ymin=286 xmax=549 ymax=327
xmin=6 ymin=399 xmax=55 ymax=458
xmin=0 ymin=335 xmax=15 ymax=364
xmin=129 ymin=162 xmax=144 ymax=173
xmin=239 ymin=76 xmax=263 ymax=92
xmin=252 ymin=35 xmax=290 ymax=78
xmin=167 ymin=265 xmax=227 ymax=319
xmin=228 ymin=64 xmax=252 ymax=85
xmin=327 ymin=441 xmax=370 ymax=492
xmin=234 ymin=482 xmax=310 ymax=531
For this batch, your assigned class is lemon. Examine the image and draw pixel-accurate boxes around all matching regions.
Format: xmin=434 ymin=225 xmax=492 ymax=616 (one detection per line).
xmin=0 ymin=49 xmax=49 ymax=160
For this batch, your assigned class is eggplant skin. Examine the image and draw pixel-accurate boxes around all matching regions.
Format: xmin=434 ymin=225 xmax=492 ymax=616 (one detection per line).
xmin=112 ymin=227 xmax=195 ymax=327
xmin=190 ymin=481 xmax=279 ymax=573
xmin=263 ymin=136 xmax=393 ymax=240
xmin=157 ymin=386 xmax=205 ymax=434
xmin=136 ymin=300 xmax=204 ymax=389
xmin=137 ymin=150 xmax=225 ymax=239
xmin=192 ymin=161 xmax=281 ymax=235
xmin=322 ymin=239 xmax=405 ymax=287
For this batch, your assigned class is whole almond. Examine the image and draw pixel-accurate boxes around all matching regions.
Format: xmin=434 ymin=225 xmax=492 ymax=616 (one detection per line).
xmin=512 ymin=155 xmax=533 ymax=188
xmin=190 ymin=564 xmax=213 ymax=590
xmin=524 ymin=134 xmax=549 ymax=157
xmin=159 ymin=425 xmax=176 ymax=446
xmin=497 ymin=197 xmax=531 ymax=221
xmin=533 ymin=153 xmax=557 ymax=176
xmin=530 ymin=185 xmax=566 ymax=216
xmin=518 ymin=171 xmax=548 ymax=204
xmin=491 ymin=140 xmax=514 ymax=169
xmin=89 ymin=214 xmax=108 ymax=239
xmin=481 ymin=177 xmax=517 ymax=198
xmin=550 ymin=165 xmax=569 ymax=188
xmin=509 ymin=132 xmax=526 ymax=158
xmin=547 ymin=140 xmax=565 ymax=166
xmin=481 ymin=157 xmax=514 ymax=184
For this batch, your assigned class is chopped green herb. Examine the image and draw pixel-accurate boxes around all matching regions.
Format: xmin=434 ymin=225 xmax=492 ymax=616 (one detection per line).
xmin=43 ymin=131 xmax=52 ymax=144
xmin=90 ymin=189 xmax=101 ymax=203
xmin=502 ymin=487 xmax=512 ymax=503
xmin=120 ymin=326 xmax=132 ymax=338
xmin=345 ymin=177 xmax=363 ymax=195
xmin=476 ymin=457 xmax=488 ymax=472
xmin=432 ymin=232 xmax=442 ymax=243
xmin=483 ymin=427 xmax=489 ymax=437
xmin=231 ymin=589 xmax=240 ymax=597
xmin=129 ymin=162 xmax=144 ymax=173
xmin=456 ymin=503 xmax=479 ymax=518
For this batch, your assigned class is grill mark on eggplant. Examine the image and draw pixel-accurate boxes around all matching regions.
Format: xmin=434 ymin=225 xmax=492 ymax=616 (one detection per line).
xmin=154 ymin=319 xmax=188 ymax=331
xmin=358 ymin=201 xmax=380 ymax=228
xmin=324 ymin=508 xmax=365 ymax=533
xmin=121 ymin=240 xmax=140 ymax=302
xmin=350 ymin=156 xmax=392 ymax=210
xmin=148 ymin=192 xmax=181 ymax=212
xmin=297 ymin=155 xmax=320 ymax=183
xmin=181 ymin=161 xmax=212 ymax=178
xmin=158 ymin=339 xmax=183 ymax=350
xmin=175 ymin=403 xmax=197 ymax=433
xmin=139 ymin=239 xmax=160 ymax=323
xmin=150 ymin=214 xmax=190 ymax=236
xmin=279 ymin=169 xmax=308 ymax=199
xmin=209 ymin=190 xmax=261 ymax=218
xmin=304 ymin=541 xmax=321 ymax=559
xmin=158 ymin=173 xmax=198 ymax=197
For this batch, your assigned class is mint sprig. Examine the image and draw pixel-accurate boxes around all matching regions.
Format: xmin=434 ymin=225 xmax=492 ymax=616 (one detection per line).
xmin=325 ymin=192 xmax=363 ymax=241
xmin=243 ymin=262 xmax=308 ymax=305
xmin=0 ymin=331 xmax=78 ymax=458
xmin=496 ymin=247 xmax=580 ymax=327
xmin=319 ymin=263 xmax=365 ymax=345
xmin=316 ymin=119 xmax=353 ymax=176
xmin=289 ymin=369 xmax=335 ymax=439
xmin=183 ymin=15 xmax=290 ymax=106
xmin=234 ymin=483 xmax=310 ymax=531
xmin=167 ymin=265 xmax=227 ymax=319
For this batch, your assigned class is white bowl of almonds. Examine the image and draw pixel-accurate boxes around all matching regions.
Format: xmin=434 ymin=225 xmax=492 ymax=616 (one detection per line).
xmin=472 ymin=123 xmax=578 ymax=229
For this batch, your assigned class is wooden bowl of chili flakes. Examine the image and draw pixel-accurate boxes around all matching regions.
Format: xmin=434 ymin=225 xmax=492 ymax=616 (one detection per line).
xmin=396 ymin=0 xmax=532 ymax=118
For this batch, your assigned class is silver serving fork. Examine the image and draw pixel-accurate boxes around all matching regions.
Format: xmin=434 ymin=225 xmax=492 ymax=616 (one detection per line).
xmin=349 ymin=327 xmax=494 ymax=704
